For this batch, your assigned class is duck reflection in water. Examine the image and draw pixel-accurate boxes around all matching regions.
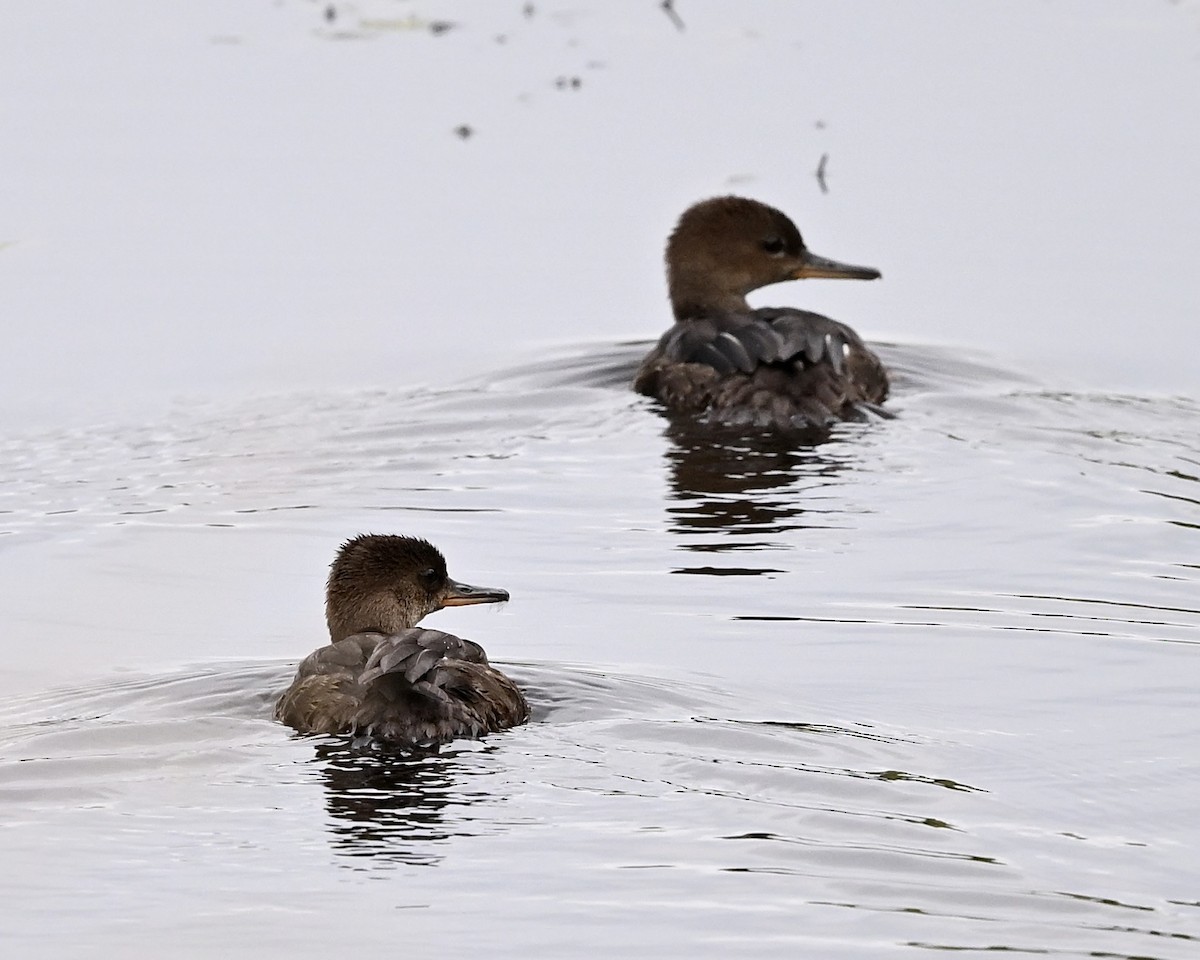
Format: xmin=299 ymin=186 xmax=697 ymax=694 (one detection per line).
xmin=313 ymin=741 xmax=508 ymax=866
xmin=636 ymin=196 xmax=887 ymax=435
xmin=661 ymin=418 xmax=860 ymax=575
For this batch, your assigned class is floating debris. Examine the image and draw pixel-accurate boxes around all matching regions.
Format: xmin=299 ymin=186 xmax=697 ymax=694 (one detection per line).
xmin=815 ymin=153 xmax=829 ymax=194
xmin=454 ymin=125 xmax=474 ymax=140
xmin=662 ymin=0 xmax=685 ymax=31
xmin=355 ymin=14 xmax=457 ymax=35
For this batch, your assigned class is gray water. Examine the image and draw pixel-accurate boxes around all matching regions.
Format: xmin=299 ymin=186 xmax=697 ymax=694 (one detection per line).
xmin=3 ymin=2 xmax=1200 ymax=957
xmin=2 ymin=343 xmax=1198 ymax=957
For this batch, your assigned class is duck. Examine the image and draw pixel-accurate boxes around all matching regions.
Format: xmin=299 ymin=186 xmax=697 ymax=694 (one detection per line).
xmin=275 ymin=534 xmax=528 ymax=748
xmin=634 ymin=196 xmax=887 ymax=432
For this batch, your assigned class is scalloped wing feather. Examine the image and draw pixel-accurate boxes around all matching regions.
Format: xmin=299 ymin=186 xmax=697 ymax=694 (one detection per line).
xmin=635 ymin=307 xmax=888 ymax=432
xmin=275 ymin=629 xmax=527 ymax=746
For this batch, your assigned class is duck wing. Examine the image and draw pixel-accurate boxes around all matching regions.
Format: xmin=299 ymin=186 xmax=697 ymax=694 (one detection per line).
xmin=356 ymin=628 xmax=485 ymax=689
xmin=634 ymin=308 xmax=888 ymax=432
xmin=275 ymin=629 xmax=528 ymax=747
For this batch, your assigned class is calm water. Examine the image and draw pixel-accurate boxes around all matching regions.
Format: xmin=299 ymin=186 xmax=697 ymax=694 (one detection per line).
xmin=1 ymin=343 xmax=1198 ymax=957
xmin=3 ymin=1 xmax=1200 ymax=957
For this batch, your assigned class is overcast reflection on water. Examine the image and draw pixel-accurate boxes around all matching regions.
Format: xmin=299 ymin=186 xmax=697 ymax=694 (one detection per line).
xmin=2 ymin=2 xmax=1200 ymax=958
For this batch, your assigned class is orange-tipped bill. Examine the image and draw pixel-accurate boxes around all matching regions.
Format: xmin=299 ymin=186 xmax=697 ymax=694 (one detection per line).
xmin=792 ymin=249 xmax=881 ymax=281
xmin=443 ymin=578 xmax=510 ymax=606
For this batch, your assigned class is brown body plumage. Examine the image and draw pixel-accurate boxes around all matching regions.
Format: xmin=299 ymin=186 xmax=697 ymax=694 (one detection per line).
xmin=635 ymin=196 xmax=887 ymax=433
xmin=275 ymin=535 xmax=527 ymax=748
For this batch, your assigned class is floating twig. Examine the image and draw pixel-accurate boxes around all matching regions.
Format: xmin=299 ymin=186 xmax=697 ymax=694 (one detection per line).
xmin=662 ymin=0 xmax=685 ymax=32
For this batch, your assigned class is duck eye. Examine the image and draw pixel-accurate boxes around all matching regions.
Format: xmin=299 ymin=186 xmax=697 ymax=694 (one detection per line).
xmin=762 ymin=236 xmax=785 ymax=256
xmin=419 ymin=567 xmax=439 ymax=585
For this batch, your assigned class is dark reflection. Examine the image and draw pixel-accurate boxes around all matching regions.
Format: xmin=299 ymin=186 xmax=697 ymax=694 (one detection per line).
xmin=312 ymin=741 xmax=497 ymax=867
xmin=700 ymin=717 xmax=985 ymax=794
xmin=672 ymin=565 xmax=785 ymax=576
xmin=660 ymin=417 xmax=865 ymax=572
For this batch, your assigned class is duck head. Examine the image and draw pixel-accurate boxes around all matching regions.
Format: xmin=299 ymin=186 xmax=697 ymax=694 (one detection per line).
xmin=666 ymin=196 xmax=880 ymax=320
xmin=325 ymin=534 xmax=509 ymax=642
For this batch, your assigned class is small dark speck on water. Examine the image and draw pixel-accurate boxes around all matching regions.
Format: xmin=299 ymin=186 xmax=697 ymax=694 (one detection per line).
xmin=816 ymin=153 xmax=829 ymax=194
xmin=555 ymin=76 xmax=582 ymax=91
xmin=454 ymin=125 xmax=474 ymax=140
xmin=324 ymin=5 xmax=335 ymax=24
xmin=428 ymin=21 xmax=455 ymax=37
xmin=662 ymin=0 xmax=685 ymax=32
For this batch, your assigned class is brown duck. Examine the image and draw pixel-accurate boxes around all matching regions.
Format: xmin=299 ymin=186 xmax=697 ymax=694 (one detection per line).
xmin=275 ymin=534 xmax=528 ymax=747
xmin=635 ymin=196 xmax=887 ymax=431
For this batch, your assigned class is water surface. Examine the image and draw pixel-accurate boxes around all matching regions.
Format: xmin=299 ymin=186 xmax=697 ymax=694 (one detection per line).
xmin=2 ymin=342 xmax=1198 ymax=957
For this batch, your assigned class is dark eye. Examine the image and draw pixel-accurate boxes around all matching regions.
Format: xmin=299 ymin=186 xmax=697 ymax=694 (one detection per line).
xmin=762 ymin=236 xmax=785 ymax=255
xmin=419 ymin=567 xmax=439 ymax=586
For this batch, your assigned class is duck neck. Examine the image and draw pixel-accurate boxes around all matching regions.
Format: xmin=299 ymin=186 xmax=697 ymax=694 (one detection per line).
xmin=326 ymin=589 xmax=421 ymax=643
xmin=668 ymin=266 xmax=751 ymax=320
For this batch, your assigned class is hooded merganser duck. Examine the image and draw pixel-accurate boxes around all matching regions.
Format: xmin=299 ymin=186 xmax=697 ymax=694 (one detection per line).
xmin=275 ymin=534 xmax=528 ymax=747
xmin=635 ymin=196 xmax=887 ymax=431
